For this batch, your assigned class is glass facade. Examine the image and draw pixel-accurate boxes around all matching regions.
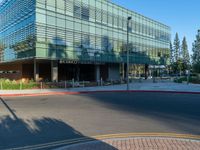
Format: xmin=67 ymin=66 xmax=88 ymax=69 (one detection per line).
xmin=0 ymin=0 xmax=171 ymax=65
xmin=0 ymin=0 xmax=36 ymax=62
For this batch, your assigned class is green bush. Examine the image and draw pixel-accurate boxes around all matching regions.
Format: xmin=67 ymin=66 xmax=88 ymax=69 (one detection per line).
xmin=0 ymin=79 xmax=39 ymax=90
xmin=174 ymin=76 xmax=200 ymax=84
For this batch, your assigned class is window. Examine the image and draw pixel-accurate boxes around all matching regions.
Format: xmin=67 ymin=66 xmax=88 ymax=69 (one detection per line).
xmin=96 ymin=9 xmax=102 ymax=23
xmin=66 ymin=0 xmax=73 ymax=16
xmin=46 ymin=0 xmax=55 ymax=11
xmin=37 ymin=13 xmax=46 ymax=24
xmin=57 ymin=18 xmax=65 ymax=28
xmin=89 ymin=24 xmax=95 ymax=34
xmin=74 ymin=32 xmax=81 ymax=48
xmin=82 ymin=6 xmax=89 ymax=21
xmin=47 ymin=0 xmax=55 ymax=6
xmin=57 ymin=0 xmax=65 ymax=10
xmin=74 ymin=5 xmax=81 ymax=18
xmin=47 ymin=16 xmax=56 ymax=26
xmin=66 ymin=30 xmax=73 ymax=46
xmin=82 ymin=34 xmax=90 ymax=48
xmin=74 ymin=4 xmax=89 ymax=21
xmin=102 ymin=11 xmax=107 ymax=24
xmin=74 ymin=22 xmax=81 ymax=31
xmin=108 ymin=14 xmax=113 ymax=26
xmin=66 ymin=19 xmax=73 ymax=29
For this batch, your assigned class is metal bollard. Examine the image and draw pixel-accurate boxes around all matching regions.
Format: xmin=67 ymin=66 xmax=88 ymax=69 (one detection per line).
xmin=65 ymin=81 xmax=67 ymax=89
xmin=40 ymin=82 xmax=43 ymax=90
xmin=20 ymin=81 xmax=22 ymax=90
xmin=153 ymin=77 xmax=156 ymax=83
xmin=72 ymin=78 xmax=74 ymax=88
xmin=100 ymin=78 xmax=103 ymax=86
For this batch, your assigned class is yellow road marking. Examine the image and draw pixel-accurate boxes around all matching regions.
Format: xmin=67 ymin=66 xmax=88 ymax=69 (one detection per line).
xmin=92 ymin=133 xmax=200 ymax=141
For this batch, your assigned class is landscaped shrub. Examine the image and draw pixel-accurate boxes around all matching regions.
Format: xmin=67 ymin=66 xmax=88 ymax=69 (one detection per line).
xmin=0 ymin=79 xmax=39 ymax=90
xmin=174 ymin=76 xmax=200 ymax=84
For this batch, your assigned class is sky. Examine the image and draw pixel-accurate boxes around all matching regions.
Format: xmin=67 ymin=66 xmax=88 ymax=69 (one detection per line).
xmin=0 ymin=0 xmax=199 ymax=53
xmin=112 ymin=0 xmax=200 ymax=54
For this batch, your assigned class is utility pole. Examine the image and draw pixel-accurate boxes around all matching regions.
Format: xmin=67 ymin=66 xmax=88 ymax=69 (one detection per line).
xmin=127 ymin=16 xmax=132 ymax=91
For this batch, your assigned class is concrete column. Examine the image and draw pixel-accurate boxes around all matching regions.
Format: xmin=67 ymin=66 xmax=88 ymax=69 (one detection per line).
xmin=95 ymin=65 xmax=100 ymax=82
xmin=51 ymin=61 xmax=58 ymax=82
xmin=108 ymin=64 xmax=120 ymax=81
xmin=124 ymin=63 xmax=127 ymax=80
xmin=76 ymin=65 xmax=80 ymax=81
xmin=121 ymin=63 xmax=125 ymax=80
xmin=145 ymin=64 xmax=149 ymax=80
xmin=34 ymin=59 xmax=39 ymax=82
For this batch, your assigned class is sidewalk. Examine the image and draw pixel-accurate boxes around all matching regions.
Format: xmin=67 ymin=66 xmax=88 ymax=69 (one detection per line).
xmin=0 ymin=81 xmax=200 ymax=97
xmin=57 ymin=137 xmax=200 ymax=150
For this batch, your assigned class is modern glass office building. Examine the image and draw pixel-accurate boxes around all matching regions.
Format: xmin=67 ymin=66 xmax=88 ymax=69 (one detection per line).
xmin=0 ymin=0 xmax=171 ymax=81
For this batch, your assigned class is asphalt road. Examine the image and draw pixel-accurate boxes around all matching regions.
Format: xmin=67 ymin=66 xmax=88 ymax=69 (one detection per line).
xmin=0 ymin=92 xmax=200 ymax=149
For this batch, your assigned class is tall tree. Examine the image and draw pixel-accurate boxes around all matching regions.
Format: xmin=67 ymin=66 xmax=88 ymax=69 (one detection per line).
xmin=169 ymin=42 xmax=174 ymax=64
xmin=181 ymin=37 xmax=190 ymax=66
xmin=192 ymin=30 xmax=200 ymax=73
xmin=173 ymin=33 xmax=180 ymax=62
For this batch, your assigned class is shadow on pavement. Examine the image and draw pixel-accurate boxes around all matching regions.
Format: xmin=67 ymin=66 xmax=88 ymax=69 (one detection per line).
xmin=0 ymin=98 xmax=117 ymax=150
xmin=81 ymin=92 xmax=200 ymax=135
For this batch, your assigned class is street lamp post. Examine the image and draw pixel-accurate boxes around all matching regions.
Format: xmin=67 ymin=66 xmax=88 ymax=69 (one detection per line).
xmin=127 ymin=16 xmax=132 ymax=91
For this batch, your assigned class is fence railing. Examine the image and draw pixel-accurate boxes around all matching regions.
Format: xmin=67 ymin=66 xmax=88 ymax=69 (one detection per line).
xmin=0 ymin=79 xmax=122 ymax=90
xmin=0 ymin=77 xmax=174 ymax=90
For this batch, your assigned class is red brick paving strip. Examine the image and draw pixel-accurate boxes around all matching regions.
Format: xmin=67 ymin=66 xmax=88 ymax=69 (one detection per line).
xmin=59 ymin=137 xmax=200 ymax=150
xmin=1 ymin=90 xmax=200 ymax=98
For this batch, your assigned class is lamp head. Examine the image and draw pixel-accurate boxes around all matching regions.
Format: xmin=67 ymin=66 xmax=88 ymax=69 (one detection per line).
xmin=127 ymin=16 xmax=132 ymax=20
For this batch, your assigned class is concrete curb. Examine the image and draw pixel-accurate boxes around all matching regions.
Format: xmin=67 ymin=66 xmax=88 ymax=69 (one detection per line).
xmin=1 ymin=90 xmax=200 ymax=97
